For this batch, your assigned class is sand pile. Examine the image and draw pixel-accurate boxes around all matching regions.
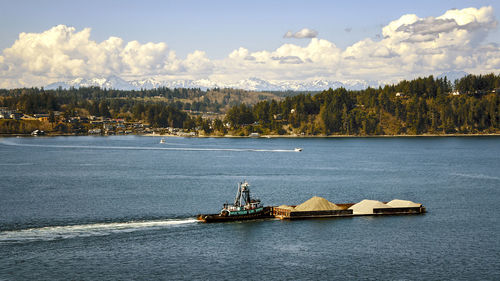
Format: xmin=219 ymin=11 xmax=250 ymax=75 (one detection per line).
xmin=293 ymin=196 xmax=343 ymax=211
xmin=348 ymin=199 xmax=389 ymax=215
xmin=387 ymin=199 xmax=421 ymax=208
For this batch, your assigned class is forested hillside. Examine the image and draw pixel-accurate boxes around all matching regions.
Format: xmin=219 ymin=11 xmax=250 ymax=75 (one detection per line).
xmin=228 ymin=74 xmax=499 ymax=135
xmin=0 ymin=87 xmax=280 ymax=115
xmin=0 ymin=74 xmax=498 ymax=136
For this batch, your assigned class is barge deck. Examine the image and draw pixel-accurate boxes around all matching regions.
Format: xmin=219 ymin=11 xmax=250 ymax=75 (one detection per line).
xmin=273 ymin=200 xmax=426 ymax=220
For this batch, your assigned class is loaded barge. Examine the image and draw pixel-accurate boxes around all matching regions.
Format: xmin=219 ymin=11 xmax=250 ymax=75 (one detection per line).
xmin=273 ymin=198 xmax=426 ymax=220
xmin=197 ymin=182 xmax=426 ymax=223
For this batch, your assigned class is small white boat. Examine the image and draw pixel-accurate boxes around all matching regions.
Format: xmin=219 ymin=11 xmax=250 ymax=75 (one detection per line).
xmin=160 ymin=138 xmax=166 ymax=144
xmin=31 ymin=129 xmax=45 ymax=136
xmin=294 ymin=148 xmax=303 ymax=152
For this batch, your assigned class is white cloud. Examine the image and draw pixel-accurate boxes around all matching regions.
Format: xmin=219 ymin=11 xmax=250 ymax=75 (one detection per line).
xmin=0 ymin=24 xmax=197 ymax=87
xmin=213 ymin=38 xmax=342 ymax=81
xmin=182 ymin=50 xmax=213 ymax=74
xmin=283 ymin=28 xmax=318 ymax=39
xmin=1 ymin=6 xmax=500 ymax=88
xmin=337 ymin=6 xmax=499 ymax=80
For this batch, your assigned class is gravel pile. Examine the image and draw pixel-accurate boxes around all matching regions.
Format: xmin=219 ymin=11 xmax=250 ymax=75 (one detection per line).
xmin=294 ymin=196 xmax=343 ymax=211
xmin=386 ymin=199 xmax=421 ymax=208
xmin=348 ymin=199 xmax=390 ymax=215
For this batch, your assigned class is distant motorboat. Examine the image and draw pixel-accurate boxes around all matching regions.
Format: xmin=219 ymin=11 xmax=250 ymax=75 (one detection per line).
xmin=294 ymin=147 xmax=303 ymax=152
xmin=160 ymin=138 xmax=166 ymax=144
xmin=31 ymin=129 xmax=45 ymax=136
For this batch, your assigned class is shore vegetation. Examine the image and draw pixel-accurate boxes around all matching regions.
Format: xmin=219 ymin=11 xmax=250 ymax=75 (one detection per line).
xmin=0 ymin=73 xmax=498 ymax=136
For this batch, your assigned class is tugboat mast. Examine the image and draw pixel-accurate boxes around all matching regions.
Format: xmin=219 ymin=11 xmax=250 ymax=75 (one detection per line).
xmin=234 ymin=181 xmax=251 ymax=207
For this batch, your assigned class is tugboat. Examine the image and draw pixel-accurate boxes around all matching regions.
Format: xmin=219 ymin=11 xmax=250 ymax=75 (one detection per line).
xmin=197 ymin=181 xmax=273 ymax=222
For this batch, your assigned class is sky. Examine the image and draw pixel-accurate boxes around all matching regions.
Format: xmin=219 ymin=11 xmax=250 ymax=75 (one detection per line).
xmin=1 ymin=0 xmax=500 ymax=88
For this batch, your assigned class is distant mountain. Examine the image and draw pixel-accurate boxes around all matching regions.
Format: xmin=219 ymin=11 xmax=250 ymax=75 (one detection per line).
xmin=46 ymin=75 xmax=136 ymax=91
xmin=437 ymin=71 xmax=469 ymax=83
xmin=231 ymin=77 xmax=278 ymax=91
xmin=46 ymin=76 xmax=380 ymax=92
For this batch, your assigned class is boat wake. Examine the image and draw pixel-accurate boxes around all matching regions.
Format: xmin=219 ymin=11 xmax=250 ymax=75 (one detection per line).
xmin=0 ymin=218 xmax=198 ymax=244
xmin=0 ymin=140 xmax=298 ymax=153
xmin=450 ymin=172 xmax=500 ymax=181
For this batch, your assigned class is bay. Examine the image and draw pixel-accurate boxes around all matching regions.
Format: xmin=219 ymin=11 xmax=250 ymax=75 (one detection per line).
xmin=0 ymin=136 xmax=499 ymax=280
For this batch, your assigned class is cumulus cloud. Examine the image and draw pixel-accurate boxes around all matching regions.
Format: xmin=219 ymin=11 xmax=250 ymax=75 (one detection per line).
xmin=0 ymin=25 xmax=208 ymax=87
xmin=339 ymin=6 xmax=499 ymax=80
xmin=283 ymin=28 xmax=318 ymax=39
xmin=213 ymin=38 xmax=341 ymax=81
xmin=1 ymin=6 xmax=500 ymax=88
xmin=271 ymin=56 xmax=304 ymax=64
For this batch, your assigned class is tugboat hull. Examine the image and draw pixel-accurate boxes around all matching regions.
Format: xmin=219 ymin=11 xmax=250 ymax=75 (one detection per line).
xmin=197 ymin=207 xmax=273 ymax=223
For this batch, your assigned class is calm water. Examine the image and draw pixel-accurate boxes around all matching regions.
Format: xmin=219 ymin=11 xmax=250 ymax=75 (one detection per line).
xmin=0 ymin=136 xmax=499 ymax=280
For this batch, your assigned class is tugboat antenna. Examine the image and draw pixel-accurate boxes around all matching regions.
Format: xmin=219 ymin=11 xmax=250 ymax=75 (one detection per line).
xmin=234 ymin=182 xmax=242 ymax=207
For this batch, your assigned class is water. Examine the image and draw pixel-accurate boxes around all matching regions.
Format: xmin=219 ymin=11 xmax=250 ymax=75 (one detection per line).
xmin=1 ymin=136 xmax=499 ymax=280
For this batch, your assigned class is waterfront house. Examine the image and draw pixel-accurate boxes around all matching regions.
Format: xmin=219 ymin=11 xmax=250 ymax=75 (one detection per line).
xmin=78 ymin=116 xmax=89 ymax=123
xmin=0 ymin=108 xmax=12 ymax=119
xmin=21 ymin=115 xmax=37 ymax=120
xmin=10 ymin=112 xmax=23 ymax=120
xmin=103 ymin=124 xmax=114 ymax=131
xmin=34 ymin=114 xmax=50 ymax=122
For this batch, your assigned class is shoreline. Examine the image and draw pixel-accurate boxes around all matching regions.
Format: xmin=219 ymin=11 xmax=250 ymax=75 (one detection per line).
xmin=2 ymin=133 xmax=499 ymax=138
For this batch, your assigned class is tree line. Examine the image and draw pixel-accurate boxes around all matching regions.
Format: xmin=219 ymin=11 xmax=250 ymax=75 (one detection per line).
xmin=0 ymin=73 xmax=498 ymax=135
xmin=223 ymin=74 xmax=499 ymax=135
xmin=0 ymin=86 xmax=276 ymax=115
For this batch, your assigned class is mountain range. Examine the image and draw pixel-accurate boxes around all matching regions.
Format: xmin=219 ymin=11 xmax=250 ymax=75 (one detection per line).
xmin=45 ymin=76 xmax=375 ymax=91
xmin=45 ymin=72 xmax=468 ymax=92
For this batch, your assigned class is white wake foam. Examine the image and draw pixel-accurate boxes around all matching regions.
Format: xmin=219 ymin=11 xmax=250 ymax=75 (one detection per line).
xmin=450 ymin=173 xmax=500 ymax=181
xmin=0 ymin=218 xmax=198 ymax=243
xmin=0 ymin=140 xmax=298 ymax=153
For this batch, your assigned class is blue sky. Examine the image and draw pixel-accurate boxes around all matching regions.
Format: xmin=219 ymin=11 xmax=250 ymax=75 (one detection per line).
xmin=2 ymin=0 xmax=499 ymax=57
xmin=1 ymin=0 xmax=499 ymax=88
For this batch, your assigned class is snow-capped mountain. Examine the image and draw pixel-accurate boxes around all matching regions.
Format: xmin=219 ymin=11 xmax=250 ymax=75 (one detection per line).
xmin=45 ymin=76 xmax=380 ymax=91
xmin=46 ymin=75 xmax=137 ymax=91
xmin=230 ymin=77 xmax=278 ymax=91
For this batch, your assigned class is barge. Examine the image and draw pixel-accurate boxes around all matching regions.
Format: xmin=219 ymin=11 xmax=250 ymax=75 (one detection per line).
xmin=197 ymin=181 xmax=273 ymax=223
xmin=273 ymin=198 xmax=426 ymax=220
